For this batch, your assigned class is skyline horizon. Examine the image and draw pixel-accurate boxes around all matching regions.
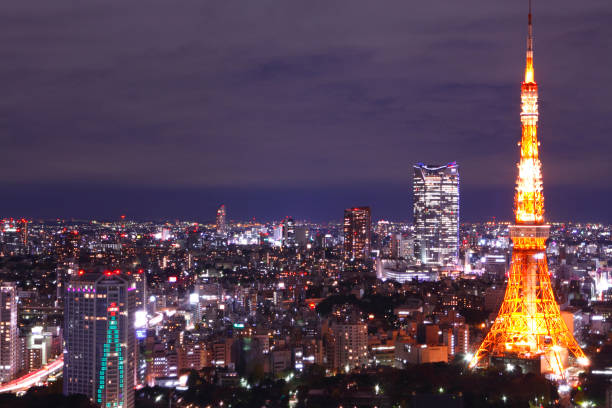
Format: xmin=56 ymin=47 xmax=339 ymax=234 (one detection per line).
xmin=1 ymin=182 xmax=609 ymax=224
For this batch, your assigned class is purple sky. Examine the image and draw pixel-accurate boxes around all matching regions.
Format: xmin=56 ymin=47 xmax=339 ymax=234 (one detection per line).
xmin=0 ymin=0 xmax=611 ymax=222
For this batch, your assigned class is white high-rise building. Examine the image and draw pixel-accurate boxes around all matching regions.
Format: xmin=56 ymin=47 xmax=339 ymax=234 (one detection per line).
xmin=0 ymin=282 xmax=17 ymax=383
xmin=413 ymin=162 xmax=459 ymax=266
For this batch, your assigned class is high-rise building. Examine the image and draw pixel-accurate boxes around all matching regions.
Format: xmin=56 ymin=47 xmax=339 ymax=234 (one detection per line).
xmin=19 ymin=219 xmax=28 ymax=246
xmin=131 ymin=269 xmax=146 ymax=313
xmin=413 ymin=162 xmax=459 ymax=266
xmin=0 ymin=282 xmax=17 ymax=383
xmin=294 ymin=226 xmax=309 ymax=246
xmin=455 ymin=324 xmax=470 ymax=356
xmin=282 ymin=217 xmax=296 ymax=247
xmin=469 ymin=4 xmax=588 ymax=377
xmin=216 ymin=204 xmax=227 ymax=236
xmin=63 ymin=271 xmax=137 ymax=408
xmin=390 ymin=233 xmax=414 ymax=260
xmin=343 ymin=207 xmax=371 ymax=261
xmin=331 ymin=320 xmax=368 ymax=372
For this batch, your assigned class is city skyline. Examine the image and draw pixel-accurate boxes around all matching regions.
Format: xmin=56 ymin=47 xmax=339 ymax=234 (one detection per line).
xmin=1 ymin=1 xmax=611 ymax=222
xmin=1 ymin=2 xmax=611 ymax=407
xmin=1 ymin=181 xmax=611 ymax=224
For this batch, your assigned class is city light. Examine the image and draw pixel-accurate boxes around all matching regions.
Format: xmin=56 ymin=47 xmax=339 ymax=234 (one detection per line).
xmin=0 ymin=357 xmax=63 ymax=393
xmin=134 ymin=310 xmax=147 ymax=328
xmin=0 ymin=1 xmax=603 ymax=407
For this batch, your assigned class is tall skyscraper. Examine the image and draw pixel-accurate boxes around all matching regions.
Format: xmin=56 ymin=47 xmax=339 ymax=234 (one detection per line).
xmin=282 ymin=216 xmax=296 ymax=247
xmin=64 ymin=271 xmax=136 ymax=408
xmin=413 ymin=162 xmax=459 ymax=266
xmin=469 ymin=4 xmax=588 ymax=377
xmin=216 ymin=204 xmax=227 ymax=236
xmin=0 ymin=282 xmax=17 ymax=383
xmin=19 ymin=219 xmax=28 ymax=246
xmin=343 ymin=207 xmax=371 ymax=261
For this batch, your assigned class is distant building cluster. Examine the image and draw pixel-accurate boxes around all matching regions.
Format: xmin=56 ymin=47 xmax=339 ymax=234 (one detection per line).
xmin=0 ymin=167 xmax=609 ymax=408
xmin=0 ymin=211 xmax=610 ymax=406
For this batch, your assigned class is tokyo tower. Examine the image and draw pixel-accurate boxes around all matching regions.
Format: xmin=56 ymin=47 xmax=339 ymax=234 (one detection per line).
xmin=469 ymin=2 xmax=588 ymax=377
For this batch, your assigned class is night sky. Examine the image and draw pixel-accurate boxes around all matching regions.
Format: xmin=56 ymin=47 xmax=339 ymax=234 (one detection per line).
xmin=1 ymin=1 xmax=610 ymax=223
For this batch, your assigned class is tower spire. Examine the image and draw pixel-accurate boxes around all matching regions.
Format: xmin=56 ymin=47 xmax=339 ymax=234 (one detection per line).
xmin=525 ymin=0 xmax=534 ymax=83
xmin=515 ymin=0 xmax=542 ymax=225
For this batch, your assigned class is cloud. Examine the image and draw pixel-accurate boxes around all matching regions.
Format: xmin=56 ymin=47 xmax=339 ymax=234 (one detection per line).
xmin=0 ymin=0 xmax=610 ymax=219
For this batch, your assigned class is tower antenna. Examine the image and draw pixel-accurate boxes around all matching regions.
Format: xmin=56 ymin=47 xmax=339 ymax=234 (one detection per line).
xmin=527 ymin=0 xmax=533 ymax=53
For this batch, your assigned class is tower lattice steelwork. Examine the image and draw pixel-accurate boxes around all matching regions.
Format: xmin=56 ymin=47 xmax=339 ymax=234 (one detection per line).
xmin=469 ymin=3 xmax=588 ymax=377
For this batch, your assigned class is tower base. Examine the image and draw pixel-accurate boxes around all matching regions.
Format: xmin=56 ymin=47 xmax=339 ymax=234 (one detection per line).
xmin=490 ymin=355 xmax=541 ymax=375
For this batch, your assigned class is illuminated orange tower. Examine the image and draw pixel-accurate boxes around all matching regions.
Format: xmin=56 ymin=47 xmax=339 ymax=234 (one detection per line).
xmin=469 ymin=2 xmax=588 ymax=377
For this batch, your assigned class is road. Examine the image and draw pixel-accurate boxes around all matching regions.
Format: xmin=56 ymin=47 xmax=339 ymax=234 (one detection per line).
xmin=0 ymin=356 xmax=63 ymax=394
